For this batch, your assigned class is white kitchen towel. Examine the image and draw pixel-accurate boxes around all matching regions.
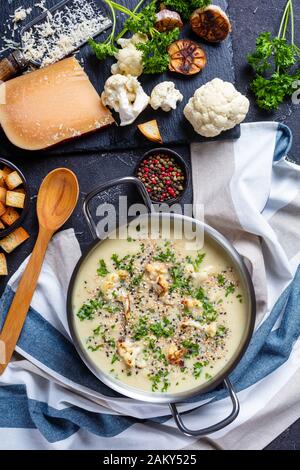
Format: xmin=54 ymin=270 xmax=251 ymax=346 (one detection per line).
xmin=0 ymin=122 xmax=300 ymax=450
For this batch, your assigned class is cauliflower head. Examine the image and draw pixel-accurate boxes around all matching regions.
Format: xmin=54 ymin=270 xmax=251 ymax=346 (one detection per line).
xmin=101 ymin=74 xmax=149 ymax=127
xmin=111 ymin=33 xmax=148 ymax=77
xmin=150 ymin=81 xmax=183 ymax=112
xmin=184 ymin=78 xmax=249 ymax=137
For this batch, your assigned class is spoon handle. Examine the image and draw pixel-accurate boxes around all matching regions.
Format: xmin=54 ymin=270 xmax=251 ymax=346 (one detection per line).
xmin=0 ymin=226 xmax=53 ymax=375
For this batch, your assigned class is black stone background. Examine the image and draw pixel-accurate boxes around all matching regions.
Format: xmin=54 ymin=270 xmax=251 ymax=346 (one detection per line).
xmin=0 ymin=0 xmax=299 ymax=450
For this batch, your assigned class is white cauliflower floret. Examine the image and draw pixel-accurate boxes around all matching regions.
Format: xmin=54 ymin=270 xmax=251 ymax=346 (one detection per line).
xmin=184 ymin=78 xmax=249 ymax=137
xmin=111 ymin=34 xmax=148 ymax=77
xmin=192 ymin=266 xmax=215 ymax=286
xmin=117 ymin=339 xmax=146 ymax=368
xmin=100 ymin=273 xmax=120 ymax=298
xmin=150 ymin=81 xmax=183 ymax=112
xmin=181 ymin=318 xmax=217 ymax=338
xmin=101 ymin=74 xmax=149 ymax=126
xmin=145 ymin=262 xmax=168 ymax=280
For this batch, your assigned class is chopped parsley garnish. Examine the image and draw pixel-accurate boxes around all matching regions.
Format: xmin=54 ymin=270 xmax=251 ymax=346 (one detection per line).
xmin=193 ymin=362 xmax=203 ymax=379
xmin=153 ymin=246 xmax=176 ymax=263
xmin=111 ymin=353 xmax=120 ymax=364
xmin=77 ymin=298 xmax=104 ymax=321
xmin=225 ymin=283 xmax=236 ymax=297
xmin=133 ymin=316 xmax=149 ymax=341
xmin=111 ymin=254 xmax=134 ymax=274
xmin=216 ymin=325 xmax=228 ymax=338
xmin=169 ymin=265 xmax=192 ymax=295
xmin=217 ymin=273 xmax=236 ymax=297
xmin=150 ymin=317 xmax=174 ymax=338
xmin=192 ymin=252 xmax=206 ymax=272
xmin=87 ymin=344 xmax=102 ymax=352
xmin=217 ymin=274 xmax=226 ymax=286
xmin=182 ymin=340 xmax=199 ymax=358
xmin=106 ymin=338 xmax=116 ymax=349
xmin=161 ymin=381 xmax=170 ymax=392
xmin=205 ymin=373 xmax=212 ymax=381
xmin=97 ymin=259 xmax=109 ymax=277
xmin=93 ymin=325 xmax=103 ymax=336
xmin=194 ymin=288 xmax=218 ymax=322
xmin=151 ymin=345 xmax=168 ymax=366
xmin=130 ymin=274 xmax=143 ymax=287
xmin=148 ymin=370 xmax=169 ymax=392
xmin=105 ymin=304 xmax=121 ymax=314
xmin=236 ymin=294 xmax=243 ymax=303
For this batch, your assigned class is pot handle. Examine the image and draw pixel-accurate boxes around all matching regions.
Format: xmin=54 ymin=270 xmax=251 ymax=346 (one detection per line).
xmin=169 ymin=378 xmax=239 ymax=437
xmin=82 ymin=176 xmax=153 ymax=240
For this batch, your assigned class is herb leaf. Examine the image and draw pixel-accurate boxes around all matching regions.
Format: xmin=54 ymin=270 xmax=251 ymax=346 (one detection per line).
xmin=77 ymin=298 xmax=104 ymax=321
xmin=247 ymin=1 xmax=300 ymax=111
xmin=164 ymin=0 xmax=211 ymax=20
xmin=194 ymin=287 xmax=218 ymax=322
xmin=136 ymin=28 xmax=180 ymax=74
xmin=150 ymin=317 xmax=174 ymax=338
xmin=97 ymin=259 xmax=109 ymax=277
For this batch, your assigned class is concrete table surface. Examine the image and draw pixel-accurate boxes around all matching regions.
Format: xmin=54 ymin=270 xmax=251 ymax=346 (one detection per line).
xmin=0 ymin=0 xmax=299 ymax=450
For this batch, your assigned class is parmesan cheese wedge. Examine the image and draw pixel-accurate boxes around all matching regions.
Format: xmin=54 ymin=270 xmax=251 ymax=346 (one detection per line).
xmin=0 ymin=57 xmax=115 ymax=151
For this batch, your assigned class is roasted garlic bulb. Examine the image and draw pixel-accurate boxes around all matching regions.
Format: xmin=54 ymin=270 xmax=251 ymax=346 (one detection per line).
xmin=168 ymin=39 xmax=206 ymax=76
xmin=190 ymin=5 xmax=232 ymax=43
xmin=155 ymin=8 xmax=183 ymax=32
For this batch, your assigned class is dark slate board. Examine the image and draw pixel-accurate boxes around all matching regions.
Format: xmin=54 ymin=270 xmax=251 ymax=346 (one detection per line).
xmin=0 ymin=0 xmax=238 ymax=156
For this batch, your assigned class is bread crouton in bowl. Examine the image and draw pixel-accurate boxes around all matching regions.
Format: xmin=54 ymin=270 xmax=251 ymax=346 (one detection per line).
xmin=0 ymin=158 xmax=29 ymax=239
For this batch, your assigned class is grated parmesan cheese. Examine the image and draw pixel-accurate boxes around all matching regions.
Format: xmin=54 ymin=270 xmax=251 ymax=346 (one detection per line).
xmin=11 ymin=7 xmax=32 ymax=24
xmin=21 ymin=0 xmax=112 ymax=67
xmin=0 ymin=0 xmax=111 ymax=67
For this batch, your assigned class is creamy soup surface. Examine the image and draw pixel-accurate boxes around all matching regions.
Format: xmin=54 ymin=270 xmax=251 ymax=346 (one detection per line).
xmin=72 ymin=231 xmax=248 ymax=394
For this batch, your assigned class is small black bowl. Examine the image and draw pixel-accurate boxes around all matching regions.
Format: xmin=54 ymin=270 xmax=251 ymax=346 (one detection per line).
xmin=0 ymin=158 xmax=30 ymax=239
xmin=134 ymin=148 xmax=189 ymax=205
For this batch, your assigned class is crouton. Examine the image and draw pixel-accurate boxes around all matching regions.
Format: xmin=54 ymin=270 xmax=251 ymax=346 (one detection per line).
xmin=0 ymin=187 xmax=6 ymax=204
xmin=1 ymin=207 xmax=20 ymax=226
xmin=5 ymin=170 xmax=23 ymax=190
xmin=0 ymin=202 xmax=6 ymax=217
xmin=0 ymin=253 xmax=8 ymax=276
xmin=0 ymin=171 xmax=7 ymax=187
xmin=0 ymin=227 xmax=29 ymax=253
xmin=2 ymin=166 xmax=12 ymax=176
xmin=6 ymin=191 xmax=25 ymax=209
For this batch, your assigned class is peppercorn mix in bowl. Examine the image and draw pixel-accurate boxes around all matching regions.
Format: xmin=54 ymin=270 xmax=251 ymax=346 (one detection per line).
xmin=135 ymin=148 xmax=189 ymax=204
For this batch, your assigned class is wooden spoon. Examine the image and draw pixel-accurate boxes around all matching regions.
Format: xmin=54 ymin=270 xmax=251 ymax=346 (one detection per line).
xmin=0 ymin=168 xmax=79 ymax=375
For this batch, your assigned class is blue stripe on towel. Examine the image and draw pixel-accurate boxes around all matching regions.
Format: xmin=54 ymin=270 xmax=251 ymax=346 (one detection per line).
xmin=0 ymin=384 xmax=146 ymax=442
xmin=0 ymin=385 xmax=35 ymax=428
xmin=274 ymin=124 xmax=293 ymax=161
xmin=28 ymin=401 xmax=142 ymax=443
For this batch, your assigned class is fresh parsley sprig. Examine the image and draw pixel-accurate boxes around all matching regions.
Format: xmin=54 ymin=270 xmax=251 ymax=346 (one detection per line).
xmin=247 ymin=0 xmax=300 ymax=111
xmin=89 ymin=0 xmax=147 ymax=60
xmin=89 ymin=0 xmax=180 ymax=74
xmin=88 ymin=0 xmax=118 ymax=59
xmin=136 ymin=28 xmax=180 ymax=74
xmin=163 ymin=0 xmax=211 ymax=20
